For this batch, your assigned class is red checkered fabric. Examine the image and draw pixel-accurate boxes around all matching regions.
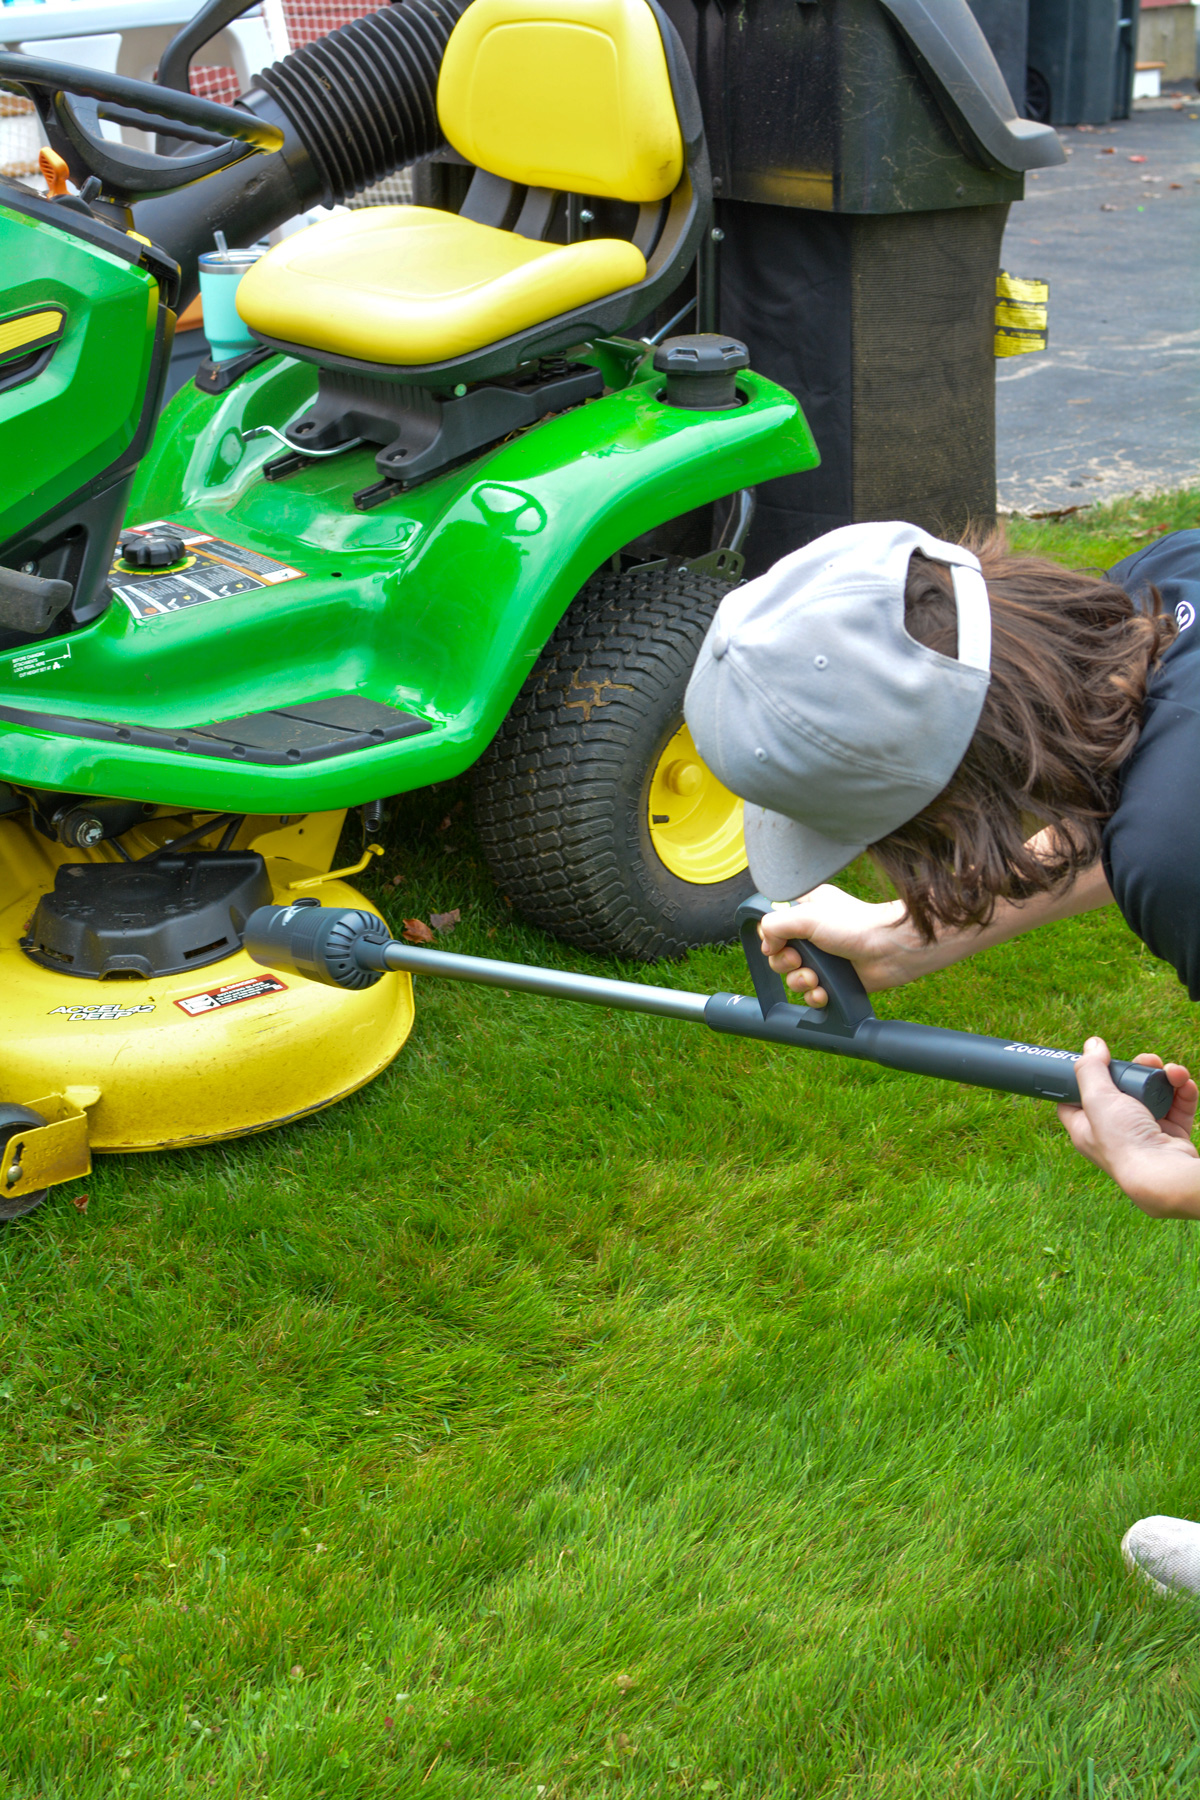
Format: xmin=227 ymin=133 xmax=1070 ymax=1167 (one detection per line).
xmin=188 ymin=64 xmax=242 ymax=105
xmin=280 ymin=0 xmax=392 ymax=50
xmin=178 ymin=5 xmax=394 ymax=108
xmin=0 ymin=91 xmax=39 ymax=178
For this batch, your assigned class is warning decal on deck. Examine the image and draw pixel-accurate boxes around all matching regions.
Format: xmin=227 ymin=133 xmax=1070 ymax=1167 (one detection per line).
xmin=13 ymin=641 xmax=72 ymax=678
xmin=111 ymin=521 xmax=304 ymax=623
xmin=175 ymin=974 xmax=287 ymax=1016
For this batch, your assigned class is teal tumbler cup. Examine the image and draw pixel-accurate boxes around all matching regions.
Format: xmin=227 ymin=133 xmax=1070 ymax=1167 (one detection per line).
xmin=197 ymin=248 xmax=264 ymax=362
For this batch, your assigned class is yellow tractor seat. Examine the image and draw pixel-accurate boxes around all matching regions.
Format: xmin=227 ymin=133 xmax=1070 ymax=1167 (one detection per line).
xmin=237 ymin=0 xmax=712 ymax=501
xmin=237 ymin=206 xmax=647 ymax=367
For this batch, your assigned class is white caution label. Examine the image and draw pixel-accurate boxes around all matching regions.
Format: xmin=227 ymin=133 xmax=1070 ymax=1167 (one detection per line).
xmin=175 ymin=974 xmax=286 ymax=1016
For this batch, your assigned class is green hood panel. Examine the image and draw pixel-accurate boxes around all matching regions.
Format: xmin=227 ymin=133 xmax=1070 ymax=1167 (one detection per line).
xmin=0 ymin=351 xmax=818 ymax=811
xmin=0 ymin=203 xmax=159 ymax=548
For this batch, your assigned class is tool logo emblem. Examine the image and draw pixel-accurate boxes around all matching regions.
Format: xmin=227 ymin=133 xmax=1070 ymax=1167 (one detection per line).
xmin=50 ymin=1001 xmax=155 ymax=1021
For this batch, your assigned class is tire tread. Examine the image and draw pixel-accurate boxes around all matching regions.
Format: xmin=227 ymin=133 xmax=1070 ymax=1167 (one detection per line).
xmin=474 ymin=563 xmax=745 ymax=959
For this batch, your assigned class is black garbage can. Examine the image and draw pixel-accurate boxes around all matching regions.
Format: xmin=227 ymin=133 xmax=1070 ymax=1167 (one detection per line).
xmin=1026 ymin=0 xmax=1141 ymax=128
xmin=967 ymin=0 xmax=1028 ymax=114
xmin=661 ymin=0 xmax=1064 ymax=571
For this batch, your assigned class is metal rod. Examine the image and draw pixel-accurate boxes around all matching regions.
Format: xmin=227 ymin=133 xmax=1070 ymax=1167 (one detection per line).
xmin=695 ymin=213 xmax=721 ymax=334
xmin=139 ymin=812 xmax=235 ymax=861
xmin=376 ymin=935 xmax=1171 ymax=1118
xmin=717 ymin=488 xmax=756 ymax=555
xmin=242 ymin=902 xmax=1175 ymax=1120
xmin=645 ymin=295 xmax=697 ymax=346
xmin=379 ymin=940 xmax=710 ymax=1022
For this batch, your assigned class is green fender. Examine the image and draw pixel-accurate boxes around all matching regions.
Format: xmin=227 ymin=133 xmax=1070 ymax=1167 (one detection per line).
xmin=0 ymin=347 xmax=818 ymax=811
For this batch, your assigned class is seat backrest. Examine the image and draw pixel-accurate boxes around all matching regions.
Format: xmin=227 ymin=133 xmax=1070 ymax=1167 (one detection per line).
xmin=437 ymin=0 xmax=684 ymax=205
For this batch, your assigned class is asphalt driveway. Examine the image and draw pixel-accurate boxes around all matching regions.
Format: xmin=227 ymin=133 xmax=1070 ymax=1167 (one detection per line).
xmin=996 ymin=102 xmax=1200 ymax=514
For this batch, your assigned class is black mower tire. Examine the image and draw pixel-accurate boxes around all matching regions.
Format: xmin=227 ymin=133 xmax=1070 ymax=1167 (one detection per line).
xmin=473 ymin=561 xmax=754 ymax=960
xmin=0 ymin=1106 xmax=49 ymax=1221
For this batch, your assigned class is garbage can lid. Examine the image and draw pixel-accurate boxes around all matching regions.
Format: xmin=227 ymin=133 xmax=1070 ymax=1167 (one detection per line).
xmin=880 ymin=0 xmax=1065 ymax=173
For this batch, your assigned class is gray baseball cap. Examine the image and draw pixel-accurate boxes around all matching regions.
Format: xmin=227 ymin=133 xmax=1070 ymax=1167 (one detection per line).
xmin=684 ymin=521 xmax=992 ymax=901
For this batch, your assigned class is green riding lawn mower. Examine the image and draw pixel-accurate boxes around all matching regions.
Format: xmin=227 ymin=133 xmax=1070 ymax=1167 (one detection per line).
xmin=0 ymin=0 xmax=820 ymax=1216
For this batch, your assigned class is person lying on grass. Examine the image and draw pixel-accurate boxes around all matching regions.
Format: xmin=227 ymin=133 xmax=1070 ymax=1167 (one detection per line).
xmin=684 ymin=518 xmax=1200 ymax=1597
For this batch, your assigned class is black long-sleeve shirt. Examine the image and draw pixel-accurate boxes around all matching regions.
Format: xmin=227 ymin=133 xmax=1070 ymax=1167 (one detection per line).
xmin=1102 ymin=530 xmax=1200 ymax=997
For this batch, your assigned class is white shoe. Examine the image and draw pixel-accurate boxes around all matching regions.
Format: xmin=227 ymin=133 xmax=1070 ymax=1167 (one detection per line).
xmin=1121 ymin=1516 xmax=1200 ymax=1597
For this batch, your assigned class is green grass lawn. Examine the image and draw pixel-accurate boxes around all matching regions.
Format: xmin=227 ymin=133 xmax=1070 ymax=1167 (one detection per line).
xmin=2 ymin=491 xmax=1200 ymax=1799
xmin=1005 ymin=487 xmax=1200 ymax=573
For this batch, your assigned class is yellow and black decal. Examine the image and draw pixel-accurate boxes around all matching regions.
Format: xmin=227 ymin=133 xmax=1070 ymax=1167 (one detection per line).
xmin=995 ymin=272 xmax=1048 ymax=357
xmin=0 ymin=304 xmax=66 ymax=391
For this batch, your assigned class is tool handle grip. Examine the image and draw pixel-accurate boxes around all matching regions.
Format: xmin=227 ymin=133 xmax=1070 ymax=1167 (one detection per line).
xmin=735 ymin=894 xmax=875 ymax=1038
xmin=1104 ymin=1059 xmax=1176 ymax=1119
xmin=729 ymin=894 xmax=1175 ymax=1118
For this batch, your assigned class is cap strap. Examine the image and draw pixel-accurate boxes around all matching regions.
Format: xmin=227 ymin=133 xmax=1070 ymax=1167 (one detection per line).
xmin=950 ymin=564 xmax=991 ymax=672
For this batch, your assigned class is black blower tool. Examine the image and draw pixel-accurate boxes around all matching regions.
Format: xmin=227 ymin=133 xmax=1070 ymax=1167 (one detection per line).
xmin=244 ymin=897 xmax=1174 ymax=1119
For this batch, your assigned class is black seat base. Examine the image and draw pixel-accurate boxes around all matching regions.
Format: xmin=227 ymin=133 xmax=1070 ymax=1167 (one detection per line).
xmin=269 ymin=358 xmax=605 ymax=496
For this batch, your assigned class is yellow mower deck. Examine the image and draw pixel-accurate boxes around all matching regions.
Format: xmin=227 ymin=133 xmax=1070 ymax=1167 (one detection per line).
xmin=0 ymin=810 xmax=413 ymax=1191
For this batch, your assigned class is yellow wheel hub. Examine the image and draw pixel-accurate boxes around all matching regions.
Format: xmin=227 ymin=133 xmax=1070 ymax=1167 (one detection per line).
xmin=647 ymin=723 xmax=747 ymax=884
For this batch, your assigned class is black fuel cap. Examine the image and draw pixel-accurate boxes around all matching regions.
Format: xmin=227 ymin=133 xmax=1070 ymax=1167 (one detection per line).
xmin=652 ymin=334 xmax=749 ymax=410
xmin=119 ymin=531 xmax=187 ymax=569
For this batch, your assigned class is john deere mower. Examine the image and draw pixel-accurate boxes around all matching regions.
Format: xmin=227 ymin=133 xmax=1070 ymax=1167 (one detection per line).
xmin=0 ymin=0 xmax=820 ymax=1215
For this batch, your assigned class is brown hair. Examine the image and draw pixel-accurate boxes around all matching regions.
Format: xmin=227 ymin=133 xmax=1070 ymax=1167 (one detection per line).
xmin=870 ymin=530 xmax=1176 ymax=941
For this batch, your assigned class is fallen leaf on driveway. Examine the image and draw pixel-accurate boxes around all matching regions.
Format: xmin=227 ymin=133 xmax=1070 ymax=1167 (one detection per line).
xmin=402 ymin=918 xmax=436 ymax=944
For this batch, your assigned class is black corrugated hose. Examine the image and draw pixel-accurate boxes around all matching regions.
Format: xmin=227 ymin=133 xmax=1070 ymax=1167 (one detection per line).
xmin=134 ymin=0 xmax=467 ymax=300
xmin=253 ymin=0 xmax=467 ymax=204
